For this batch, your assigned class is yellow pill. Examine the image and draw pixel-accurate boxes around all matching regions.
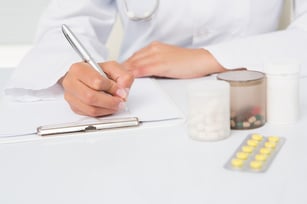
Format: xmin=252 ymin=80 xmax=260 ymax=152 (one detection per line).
xmin=255 ymin=154 xmax=268 ymax=161
xmin=260 ymin=147 xmax=272 ymax=155
xmin=250 ymin=160 xmax=263 ymax=169
xmin=247 ymin=140 xmax=259 ymax=147
xmin=268 ymin=136 xmax=279 ymax=143
xmin=231 ymin=158 xmax=244 ymax=168
xmin=251 ymin=134 xmax=263 ymax=141
xmin=265 ymin=142 xmax=276 ymax=149
xmin=236 ymin=152 xmax=249 ymax=160
xmin=242 ymin=145 xmax=254 ymax=153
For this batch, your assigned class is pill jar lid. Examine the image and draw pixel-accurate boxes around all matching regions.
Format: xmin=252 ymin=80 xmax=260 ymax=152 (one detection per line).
xmin=265 ymin=60 xmax=300 ymax=76
xmin=217 ymin=70 xmax=265 ymax=86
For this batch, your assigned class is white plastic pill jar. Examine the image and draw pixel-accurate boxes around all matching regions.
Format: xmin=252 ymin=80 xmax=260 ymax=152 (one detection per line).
xmin=265 ymin=60 xmax=300 ymax=125
xmin=187 ymin=80 xmax=230 ymax=141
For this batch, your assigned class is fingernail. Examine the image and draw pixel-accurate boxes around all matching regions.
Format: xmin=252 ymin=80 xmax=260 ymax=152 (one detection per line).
xmin=124 ymin=88 xmax=130 ymax=97
xmin=116 ymin=88 xmax=127 ymax=99
xmin=118 ymin=102 xmax=128 ymax=112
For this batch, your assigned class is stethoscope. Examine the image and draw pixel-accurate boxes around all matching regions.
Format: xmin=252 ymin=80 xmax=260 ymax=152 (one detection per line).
xmin=123 ymin=0 xmax=160 ymax=21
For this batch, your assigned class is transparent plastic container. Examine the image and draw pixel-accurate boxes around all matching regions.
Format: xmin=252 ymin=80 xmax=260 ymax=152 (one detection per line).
xmin=217 ymin=70 xmax=266 ymax=130
xmin=187 ymin=80 xmax=230 ymax=141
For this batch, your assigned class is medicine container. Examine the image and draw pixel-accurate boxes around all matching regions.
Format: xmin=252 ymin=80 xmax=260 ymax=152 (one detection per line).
xmin=217 ymin=70 xmax=266 ymax=130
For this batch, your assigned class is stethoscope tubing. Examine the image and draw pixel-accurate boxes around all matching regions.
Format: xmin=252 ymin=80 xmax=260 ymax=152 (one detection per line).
xmin=123 ymin=0 xmax=160 ymax=21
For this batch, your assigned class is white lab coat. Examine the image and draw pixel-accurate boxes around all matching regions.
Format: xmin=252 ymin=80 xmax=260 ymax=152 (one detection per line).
xmin=5 ymin=0 xmax=307 ymax=100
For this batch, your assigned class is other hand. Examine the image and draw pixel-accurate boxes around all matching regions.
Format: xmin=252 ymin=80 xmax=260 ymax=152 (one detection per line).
xmin=124 ymin=41 xmax=226 ymax=78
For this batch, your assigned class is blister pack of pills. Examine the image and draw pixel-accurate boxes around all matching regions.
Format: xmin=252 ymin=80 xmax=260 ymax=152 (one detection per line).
xmin=224 ymin=133 xmax=285 ymax=173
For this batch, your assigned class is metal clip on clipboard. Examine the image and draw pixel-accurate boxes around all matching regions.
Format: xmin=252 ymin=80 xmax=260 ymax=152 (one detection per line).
xmin=37 ymin=117 xmax=140 ymax=136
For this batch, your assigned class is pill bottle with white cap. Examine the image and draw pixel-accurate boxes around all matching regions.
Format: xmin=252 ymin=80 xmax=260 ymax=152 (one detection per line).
xmin=217 ymin=70 xmax=266 ymax=130
xmin=265 ymin=60 xmax=300 ymax=125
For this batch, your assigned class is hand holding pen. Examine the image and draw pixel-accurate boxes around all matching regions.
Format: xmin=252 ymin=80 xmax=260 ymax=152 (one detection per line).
xmin=60 ymin=24 xmax=134 ymax=117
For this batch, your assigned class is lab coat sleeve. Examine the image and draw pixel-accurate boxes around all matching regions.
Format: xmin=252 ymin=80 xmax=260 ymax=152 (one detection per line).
xmin=205 ymin=0 xmax=307 ymax=77
xmin=5 ymin=0 xmax=116 ymax=101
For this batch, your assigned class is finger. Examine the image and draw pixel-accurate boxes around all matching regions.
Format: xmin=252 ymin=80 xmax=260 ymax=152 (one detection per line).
xmin=64 ymin=75 xmax=122 ymax=110
xmin=64 ymin=93 xmax=118 ymax=117
xmin=69 ymin=62 xmax=119 ymax=95
xmin=127 ymin=41 xmax=163 ymax=65
xmin=126 ymin=53 xmax=164 ymax=77
xmin=99 ymin=61 xmax=134 ymax=98
xmin=126 ymin=45 xmax=152 ymax=66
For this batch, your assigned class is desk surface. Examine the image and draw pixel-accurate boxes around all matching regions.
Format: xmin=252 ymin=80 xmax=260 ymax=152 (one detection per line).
xmin=0 ymin=69 xmax=307 ymax=204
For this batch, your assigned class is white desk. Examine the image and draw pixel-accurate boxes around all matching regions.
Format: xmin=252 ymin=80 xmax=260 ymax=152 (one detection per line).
xmin=0 ymin=69 xmax=306 ymax=204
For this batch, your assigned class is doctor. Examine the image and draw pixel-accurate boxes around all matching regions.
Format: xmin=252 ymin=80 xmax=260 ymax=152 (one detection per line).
xmin=6 ymin=0 xmax=307 ymax=116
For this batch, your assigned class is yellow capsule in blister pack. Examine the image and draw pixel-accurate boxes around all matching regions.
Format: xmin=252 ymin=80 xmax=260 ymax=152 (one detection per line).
xmin=268 ymin=136 xmax=279 ymax=143
xmin=247 ymin=139 xmax=259 ymax=147
xmin=242 ymin=145 xmax=254 ymax=153
xmin=250 ymin=160 xmax=263 ymax=170
xmin=255 ymin=154 xmax=268 ymax=161
xmin=231 ymin=158 xmax=244 ymax=168
xmin=224 ymin=134 xmax=285 ymax=173
xmin=236 ymin=152 xmax=249 ymax=160
xmin=265 ymin=141 xmax=276 ymax=149
xmin=260 ymin=147 xmax=272 ymax=155
xmin=251 ymin=134 xmax=263 ymax=141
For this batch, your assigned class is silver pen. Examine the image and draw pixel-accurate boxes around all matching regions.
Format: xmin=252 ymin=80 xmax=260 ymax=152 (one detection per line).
xmin=61 ymin=24 xmax=107 ymax=78
xmin=61 ymin=24 xmax=129 ymax=109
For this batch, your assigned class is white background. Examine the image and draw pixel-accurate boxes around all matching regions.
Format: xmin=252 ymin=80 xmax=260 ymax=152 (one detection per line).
xmin=0 ymin=0 xmax=123 ymax=66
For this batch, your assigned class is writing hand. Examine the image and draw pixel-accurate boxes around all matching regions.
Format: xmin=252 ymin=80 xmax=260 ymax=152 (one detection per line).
xmin=60 ymin=61 xmax=134 ymax=117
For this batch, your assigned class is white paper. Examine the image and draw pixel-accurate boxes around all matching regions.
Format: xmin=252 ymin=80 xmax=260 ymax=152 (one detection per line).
xmin=0 ymin=78 xmax=183 ymax=137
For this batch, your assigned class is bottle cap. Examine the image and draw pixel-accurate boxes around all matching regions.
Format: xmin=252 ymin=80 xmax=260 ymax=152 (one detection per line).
xmin=217 ymin=70 xmax=265 ymax=86
xmin=265 ymin=59 xmax=300 ymax=75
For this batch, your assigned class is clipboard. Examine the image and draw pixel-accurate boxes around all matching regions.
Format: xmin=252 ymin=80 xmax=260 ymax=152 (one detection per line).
xmin=1 ymin=77 xmax=183 ymax=138
xmin=37 ymin=117 xmax=140 ymax=136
